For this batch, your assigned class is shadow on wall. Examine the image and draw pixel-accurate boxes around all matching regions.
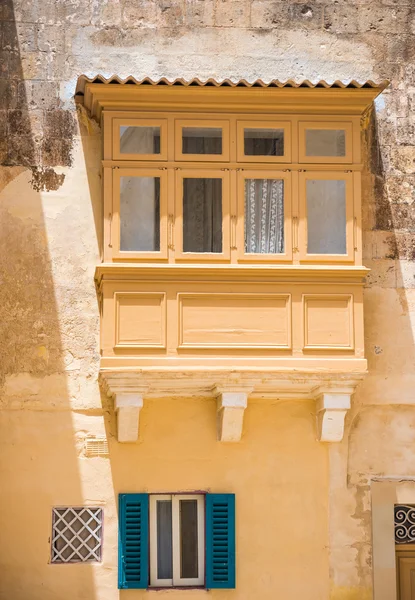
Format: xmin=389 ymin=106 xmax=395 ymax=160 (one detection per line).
xmin=0 ymin=1 xmax=98 ymax=598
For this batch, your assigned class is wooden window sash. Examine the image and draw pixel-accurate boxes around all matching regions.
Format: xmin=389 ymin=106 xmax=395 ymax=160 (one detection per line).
xmin=174 ymin=168 xmax=231 ymax=262
xmin=112 ymin=167 xmax=169 ymax=260
xmin=236 ymin=170 xmax=293 ymax=263
xmin=236 ymin=120 xmax=292 ymax=163
xmin=298 ymin=171 xmax=355 ymax=263
xmin=298 ymin=121 xmax=354 ymax=164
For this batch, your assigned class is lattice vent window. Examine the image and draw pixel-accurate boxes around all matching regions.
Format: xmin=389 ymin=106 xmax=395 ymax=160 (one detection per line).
xmin=395 ymin=505 xmax=415 ymax=544
xmin=51 ymin=507 xmax=103 ymax=563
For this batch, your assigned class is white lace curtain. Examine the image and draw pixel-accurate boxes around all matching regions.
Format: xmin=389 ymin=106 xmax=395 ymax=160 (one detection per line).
xmin=245 ymin=179 xmax=284 ymax=254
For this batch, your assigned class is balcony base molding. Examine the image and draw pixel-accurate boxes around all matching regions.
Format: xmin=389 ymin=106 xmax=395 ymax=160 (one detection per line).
xmin=99 ymin=370 xmax=365 ymax=443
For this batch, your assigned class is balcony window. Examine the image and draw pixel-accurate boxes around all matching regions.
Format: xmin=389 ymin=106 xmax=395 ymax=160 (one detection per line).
xmin=105 ymin=113 xmax=359 ymax=265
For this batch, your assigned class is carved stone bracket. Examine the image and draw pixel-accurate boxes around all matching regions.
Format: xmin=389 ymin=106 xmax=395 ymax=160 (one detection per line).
xmin=316 ymin=391 xmax=352 ymax=443
xmin=115 ymin=393 xmax=144 ymax=443
xmin=215 ymin=385 xmax=255 ymax=443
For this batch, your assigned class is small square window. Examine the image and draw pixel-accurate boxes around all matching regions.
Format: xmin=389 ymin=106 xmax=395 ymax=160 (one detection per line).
xmin=150 ymin=494 xmax=205 ymax=587
xmin=51 ymin=507 xmax=103 ymax=563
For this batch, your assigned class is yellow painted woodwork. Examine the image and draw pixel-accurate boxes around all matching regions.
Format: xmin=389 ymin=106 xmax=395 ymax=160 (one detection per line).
xmin=88 ymin=84 xmax=382 ymax=388
xmin=396 ymin=550 xmax=415 ymax=600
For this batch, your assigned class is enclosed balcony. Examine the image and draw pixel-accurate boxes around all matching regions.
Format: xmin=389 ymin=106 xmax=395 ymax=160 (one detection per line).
xmin=77 ymin=77 xmax=387 ymax=443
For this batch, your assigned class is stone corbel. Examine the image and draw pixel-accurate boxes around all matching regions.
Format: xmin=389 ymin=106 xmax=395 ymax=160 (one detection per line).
xmin=215 ymin=385 xmax=254 ymax=442
xmin=114 ymin=392 xmax=146 ymax=443
xmin=316 ymin=391 xmax=352 ymax=443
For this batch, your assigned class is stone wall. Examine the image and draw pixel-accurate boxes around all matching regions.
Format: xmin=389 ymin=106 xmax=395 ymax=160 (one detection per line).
xmin=0 ymin=1 xmax=415 ymax=599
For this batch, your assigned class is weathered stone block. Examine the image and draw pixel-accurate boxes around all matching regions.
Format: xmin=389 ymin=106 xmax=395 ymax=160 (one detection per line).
xmin=44 ymin=109 xmax=77 ymax=139
xmin=122 ymin=0 xmax=156 ymax=28
xmin=37 ymin=24 xmax=66 ymax=53
xmin=0 ymin=80 xmax=17 ymax=109
xmin=21 ymin=52 xmax=49 ymax=80
xmin=397 ymin=118 xmax=415 ymax=146
xmin=215 ymin=0 xmax=250 ymax=28
xmin=41 ymin=137 xmax=73 ymax=167
xmin=8 ymin=109 xmax=43 ymax=137
xmin=55 ymin=0 xmax=92 ymax=25
xmin=155 ymin=1 xmax=185 ymax=28
xmin=18 ymin=81 xmax=59 ymax=110
xmin=6 ymin=134 xmax=40 ymax=166
xmin=91 ymin=0 xmax=122 ymax=26
xmin=389 ymin=147 xmax=415 ymax=174
xmin=250 ymin=1 xmax=290 ymax=28
xmin=385 ymin=174 xmax=415 ymax=205
xmin=184 ymin=0 xmax=215 ymax=27
xmin=324 ymin=5 xmax=411 ymax=35
xmin=364 ymin=259 xmax=397 ymax=289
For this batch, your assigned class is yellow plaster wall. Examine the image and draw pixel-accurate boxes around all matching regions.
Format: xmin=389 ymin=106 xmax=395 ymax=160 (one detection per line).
xmin=0 ymin=394 xmax=329 ymax=600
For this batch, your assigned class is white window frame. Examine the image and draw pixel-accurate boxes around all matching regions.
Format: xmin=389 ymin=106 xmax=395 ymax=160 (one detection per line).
xmin=149 ymin=494 xmax=205 ymax=588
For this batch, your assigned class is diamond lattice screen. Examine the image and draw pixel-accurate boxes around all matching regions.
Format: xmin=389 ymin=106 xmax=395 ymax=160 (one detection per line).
xmin=51 ymin=507 xmax=103 ymax=563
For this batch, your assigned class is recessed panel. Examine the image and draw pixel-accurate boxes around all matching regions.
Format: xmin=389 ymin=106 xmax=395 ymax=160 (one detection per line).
xmin=304 ymin=295 xmax=353 ymax=349
xmin=115 ymin=293 xmax=166 ymax=348
xmin=179 ymin=294 xmax=291 ymax=348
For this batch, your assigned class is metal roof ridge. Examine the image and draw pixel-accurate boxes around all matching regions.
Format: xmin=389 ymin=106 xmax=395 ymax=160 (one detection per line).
xmin=75 ymin=74 xmax=389 ymax=96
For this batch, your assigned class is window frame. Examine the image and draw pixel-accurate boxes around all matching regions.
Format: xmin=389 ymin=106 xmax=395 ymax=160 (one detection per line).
xmin=298 ymin=121 xmax=353 ymax=164
xmin=149 ymin=494 xmax=205 ymax=588
xmin=236 ymin=120 xmax=292 ymax=163
xmin=113 ymin=118 xmax=168 ymax=161
xmin=175 ymin=119 xmax=230 ymax=162
xmin=174 ymin=168 xmax=231 ymax=262
xmin=298 ymin=170 xmax=355 ymax=263
xmin=112 ymin=167 xmax=169 ymax=260
xmin=236 ymin=169 xmax=293 ymax=262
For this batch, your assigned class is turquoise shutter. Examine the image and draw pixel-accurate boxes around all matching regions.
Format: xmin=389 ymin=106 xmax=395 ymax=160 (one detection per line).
xmin=206 ymin=494 xmax=236 ymax=589
xmin=118 ymin=493 xmax=149 ymax=589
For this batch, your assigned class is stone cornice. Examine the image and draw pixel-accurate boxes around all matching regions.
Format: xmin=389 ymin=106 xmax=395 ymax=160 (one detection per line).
xmin=100 ymin=368 xmax=365 ymax=443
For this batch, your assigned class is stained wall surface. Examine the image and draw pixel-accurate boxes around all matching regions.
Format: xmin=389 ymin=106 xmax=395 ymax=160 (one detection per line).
xmin=0 ymin=1 xmax=415 ymax=599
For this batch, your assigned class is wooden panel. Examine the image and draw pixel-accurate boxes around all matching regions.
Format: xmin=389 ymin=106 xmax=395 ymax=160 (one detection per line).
xmin=115 ymin=292 xmax=166 ymax=348
xmin=397 ymin=553 xmax=415 ymax=600
xmin=303 ymin=294 xmax=353 ymax=350
xmin=178 ymin=293 xmax=291 ymax=349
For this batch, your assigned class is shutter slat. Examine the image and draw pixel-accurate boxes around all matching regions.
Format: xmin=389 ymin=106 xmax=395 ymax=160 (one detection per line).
xmin=118 ymin=494 xmax=149 ymax=589
xmin=206 ymin=494 xmax=235 ymax=589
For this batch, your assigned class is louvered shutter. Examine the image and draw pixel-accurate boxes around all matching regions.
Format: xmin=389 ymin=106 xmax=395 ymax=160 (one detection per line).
xmin=118 ymin=493 xmax=149 ymax=589
xmin=206 ymin=494 xmax=235 ymax=589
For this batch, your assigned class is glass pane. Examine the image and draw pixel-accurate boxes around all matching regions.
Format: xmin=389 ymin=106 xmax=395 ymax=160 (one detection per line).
xmin=245 ymin=179 xmax=284 ymax=254
xmin=120 ymin=176 xmax=160 ymax=252
xmin=119 ymin=126 xmax=160 ymax=154
xmin=180 ymin=500 xmax=198 ymax=579
xmin=307 ymin=179 xmax=346 ymax=254
xmin=182 ymin=128 xmax=222 ymax=155
xmin=157 ymin=500 xmax=173 ymax=580
xmin=244 ymin=128 xmax=284 ymax=156
xmin=183 ymin=178 xmax=222 ymax=253
xmin=305 ymin=129 xmax=346 ymax=157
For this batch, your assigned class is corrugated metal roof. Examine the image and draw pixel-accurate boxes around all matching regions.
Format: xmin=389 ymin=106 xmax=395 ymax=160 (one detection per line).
xmin=75 ymin=75 xmax=388 ymax=97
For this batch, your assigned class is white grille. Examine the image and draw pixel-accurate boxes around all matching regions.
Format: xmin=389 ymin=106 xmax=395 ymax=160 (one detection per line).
xmin=51 ymin=507 xmax=103 ymax=563
xmin=85 ymin=436 xmax=109 ymax=457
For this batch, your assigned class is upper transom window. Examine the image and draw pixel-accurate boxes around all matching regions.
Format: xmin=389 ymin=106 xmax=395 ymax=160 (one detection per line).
xmin=103 ymin=109 xmax=361 ymax=266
